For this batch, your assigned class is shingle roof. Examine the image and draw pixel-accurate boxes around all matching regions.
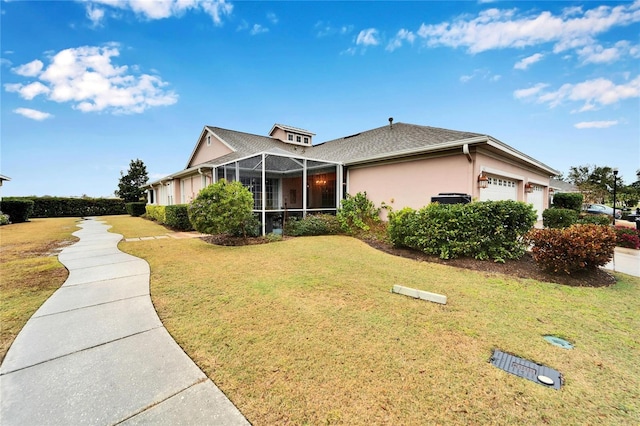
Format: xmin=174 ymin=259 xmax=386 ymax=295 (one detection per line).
xmin=310 ymin=122 xmax=484 ymax=163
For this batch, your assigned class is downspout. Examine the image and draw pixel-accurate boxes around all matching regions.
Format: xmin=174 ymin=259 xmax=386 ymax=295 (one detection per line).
xmin=463 ymin=144 xmax=474 ymax=199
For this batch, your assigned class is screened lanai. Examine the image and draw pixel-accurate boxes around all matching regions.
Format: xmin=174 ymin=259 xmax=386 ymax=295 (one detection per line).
xmin=213 ymin=150 xmax=343 ymax=235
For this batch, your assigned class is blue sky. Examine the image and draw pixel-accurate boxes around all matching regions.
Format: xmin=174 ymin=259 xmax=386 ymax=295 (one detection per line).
xmin=1 ymin=0 xmax=639 ymax=197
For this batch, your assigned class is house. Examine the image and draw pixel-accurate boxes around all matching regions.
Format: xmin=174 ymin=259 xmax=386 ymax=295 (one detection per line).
xmin=0 ymin=174 xmax=10 ymax=202
xmin=145 ymin=120 xmax=558 ymax=234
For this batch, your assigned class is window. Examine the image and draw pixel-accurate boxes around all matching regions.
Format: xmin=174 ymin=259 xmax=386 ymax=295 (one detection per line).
xmin=207 ymin=135 xmax=211 ymax=146
xmin=296 ymin=135 xmax=302 ymax=143
xmin=288 ymin=134 xmax=294 ymax=141
xmin=303 ymin=137 xmax=309 ymax=144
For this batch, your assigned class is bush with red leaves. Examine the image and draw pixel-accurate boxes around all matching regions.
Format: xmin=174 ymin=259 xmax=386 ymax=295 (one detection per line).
xmin=526 ymin=224 xmax=617 ymax=275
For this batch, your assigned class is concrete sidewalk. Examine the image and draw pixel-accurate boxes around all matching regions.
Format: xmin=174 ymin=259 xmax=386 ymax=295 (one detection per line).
xmin=0 ymin=218 xmax=249 ymax=425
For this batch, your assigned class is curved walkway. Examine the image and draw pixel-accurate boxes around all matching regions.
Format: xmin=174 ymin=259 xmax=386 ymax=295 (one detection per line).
xmin=0 ymin=218 xmax=249 ymax=425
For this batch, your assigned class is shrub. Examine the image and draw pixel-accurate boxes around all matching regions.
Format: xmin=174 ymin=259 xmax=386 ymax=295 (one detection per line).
xmin=552 ymin=192 xmax=583 ymax=211
xmin=188 ymin=179 xmax=255 ymax=236
xmin=0 ymin=213 xmax=9 ymax=226
xmin=285 ymin=214 xmax=342 ymax=236
xmin=0 ymin=199 xmax=34 ymax=223
xmin=577 ymin=214 xmax=611 ymax=226
xmin=4 ymin=197 xmax=126 ymax=217
xmin=165 ymin=204 xmax=193 ymax=231
xmin=525 ymin=224 xmax=616 ymax=274
xmin=337 ymin=192 xmax=380 ymax=234
xmin=126 ymin=202 xmax=147 ymax=217
xmin=542 ymin=208 xmax=578 ymax=228
xmin=614 ymin=226 xmax=640 ymax=250
xmin=388 ymin=200 xmax=536 ymax=262
xmin=146 ymin=205 xmax=166 ymax=223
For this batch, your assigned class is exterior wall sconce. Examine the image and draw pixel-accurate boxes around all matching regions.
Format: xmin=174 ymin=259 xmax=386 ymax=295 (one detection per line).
xmin=525 ymin=183 xmax=534 ymax=193
xmin=478 ymin=173 xmax=489 ymax=189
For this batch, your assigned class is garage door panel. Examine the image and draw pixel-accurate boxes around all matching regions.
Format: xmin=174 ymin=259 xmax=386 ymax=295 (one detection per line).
xmin=479 ymin=176 xmax=518 ymax=202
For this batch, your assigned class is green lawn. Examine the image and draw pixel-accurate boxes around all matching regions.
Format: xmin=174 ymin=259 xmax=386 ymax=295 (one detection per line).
xmin=105 ymin=216 xmax=640 ymax=425
xmin=0 ymin=218 xmax=79 ymax=361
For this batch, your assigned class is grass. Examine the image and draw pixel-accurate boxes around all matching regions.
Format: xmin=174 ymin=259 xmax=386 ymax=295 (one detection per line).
xmin=105 ymin=216 xmax=640 ymax=425
xmin=0 ymin=217 xmax=79 ymax=362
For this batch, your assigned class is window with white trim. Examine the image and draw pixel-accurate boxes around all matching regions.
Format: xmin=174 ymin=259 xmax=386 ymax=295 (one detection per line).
xmin=207 ymin=135 xmax=211 ymax=146
xmin=288 ymin=134 xmax=294 ymax=141
xmin=296 ymin=135 xmax=302 ymax=143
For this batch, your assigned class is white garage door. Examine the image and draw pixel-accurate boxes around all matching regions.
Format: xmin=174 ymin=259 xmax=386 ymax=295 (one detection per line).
xmin=527 ymin=184 xmax=545 ymax=220
xmin=479 ymin=175 xmax=518 ymax=202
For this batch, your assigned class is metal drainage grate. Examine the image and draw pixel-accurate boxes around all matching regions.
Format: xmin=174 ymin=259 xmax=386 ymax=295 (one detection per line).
xmin=543 ymin=335 xmax=573 ymax=349
xmin=490 ymin=349 xmax=562 ymax=390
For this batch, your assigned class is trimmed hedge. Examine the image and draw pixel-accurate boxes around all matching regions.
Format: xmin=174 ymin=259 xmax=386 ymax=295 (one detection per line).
xmin=0 ymin=199 xmax=34 ymax=223
xmin=165 ymin=205 xmax=193 ymax=231
xmin=388 ymin=200 xmax=537 ymax=262
xmin=146 ymin=205 xmax=166 ymax=223
xmin=577 ymin=214 xmax=611 ymax=226
xmin=542 ymin=208 xmax=578 ymax=229
xmin=526 ymin=224 xmax=616 ymax=274
xmin=285 ymin=214 xmax=342 ymax=236
xmin=3 ymin=197 xmax=126 ymax=218
xmin=126 ymin=202 xmax=147 ymax=217
xmin=552 ymin=192 xmax=583 ymax=211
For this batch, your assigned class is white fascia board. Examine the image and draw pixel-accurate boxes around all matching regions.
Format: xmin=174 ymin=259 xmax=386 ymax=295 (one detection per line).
xmin=269 ymin=124 xmax=316 ymax=137
xmin=213 ymin=151 xmax=342 ymax=169
xmin=486 ymin=138 xmax=559 ymax=176
xmin=527 ymin=178 xmax=549 ymax=186
xmin=344 ymin=136 xmax=489 ymax=166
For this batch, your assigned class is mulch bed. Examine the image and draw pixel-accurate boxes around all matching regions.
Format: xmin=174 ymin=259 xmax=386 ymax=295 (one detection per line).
xmin=201 ymin=234 xmax=617 ymax=288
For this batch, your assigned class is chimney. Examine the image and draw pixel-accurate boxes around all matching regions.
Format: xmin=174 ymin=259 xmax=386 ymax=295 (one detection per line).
xmin=388 ymin=117 xmax=393 ymax=128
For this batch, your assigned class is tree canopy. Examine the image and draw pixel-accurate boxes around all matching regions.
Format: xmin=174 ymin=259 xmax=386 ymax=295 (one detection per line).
xmin=567 ymin=164 xmax=638 ymax=207
xmin=115 ymin=159 xmax=148 ymax=202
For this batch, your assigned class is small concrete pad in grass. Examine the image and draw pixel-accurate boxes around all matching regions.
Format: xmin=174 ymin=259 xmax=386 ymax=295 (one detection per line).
xmin=392 ymin=284 xmax=447 ymax=305
xmin=0 ymin=328 xmax=210 ymax=426
xmin=0 ymin=296 xmax=162 ymax=374
xmin=32 ymin=274 xmax=150 ymax=317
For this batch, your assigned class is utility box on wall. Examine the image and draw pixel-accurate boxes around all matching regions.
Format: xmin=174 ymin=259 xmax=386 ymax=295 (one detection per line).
xmin=430 ymin=193 xmax=472 ymax=204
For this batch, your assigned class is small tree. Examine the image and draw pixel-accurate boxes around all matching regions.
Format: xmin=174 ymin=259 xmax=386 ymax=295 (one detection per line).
xmin=116 ymin=159 xmax=148 ymax=202
xmin=188 ymin=179 xmax=256 ymax=237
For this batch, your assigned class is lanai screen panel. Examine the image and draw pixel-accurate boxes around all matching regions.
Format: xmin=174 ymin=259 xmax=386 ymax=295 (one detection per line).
xmin=238 ymin=156 xmax=263 ymax=210
xmin=265 ymin=154 xmax=305 ymax=211
xmin=307 ymin=160 xmax=337 ymax=209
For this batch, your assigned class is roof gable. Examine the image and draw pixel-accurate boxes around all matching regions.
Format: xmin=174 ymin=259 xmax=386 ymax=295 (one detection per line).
xmin=186 ymin=127 xmax=236 ymax=168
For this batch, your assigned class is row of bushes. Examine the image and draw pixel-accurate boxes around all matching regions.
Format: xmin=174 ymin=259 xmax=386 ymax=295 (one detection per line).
xmin=542 ymin=208 xmax=611 ymax=228
xmin=1 ymin=197 xmax=126 ymax=222
xmin=388 ymin=200 xmax=537 ymax=263
xmin=145 ymin=204 xmax=193 ymax=231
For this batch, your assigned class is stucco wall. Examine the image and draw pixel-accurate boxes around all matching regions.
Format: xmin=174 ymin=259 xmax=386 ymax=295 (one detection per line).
xmin=347 ymin=155 xmax=473 ymax=216
xmin=189 ymin=133 xmax=233 ymax=167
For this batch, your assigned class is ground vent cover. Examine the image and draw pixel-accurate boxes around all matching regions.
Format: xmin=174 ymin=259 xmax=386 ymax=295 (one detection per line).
xmin=490 ymin=349 xmax=563 ymax=390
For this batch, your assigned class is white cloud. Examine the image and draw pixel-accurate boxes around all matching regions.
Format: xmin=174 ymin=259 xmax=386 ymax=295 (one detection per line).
xmin=356 ymin=28 xmax=379 ymax=46
xmin=574 ymin=120 xmax=619 ymax=129
xmin=85 ymin=0 xmax=232 ymax=25
xmin=267 ymin=12 xmax=278 ymax=25
xmin=315 ymin=21 xmax=353 ymax=37
xmin=386 ymin=29 xmax=416 ymax=52
xmin=577 ymin=40 xmax=640 ymax=64
xmin=4 ymin=44 xmax=178 ymax=114
xmin=5 ymin=81 xmax=50 ymax=100
xmin=0 ymin=58 xmax=12 ymax=67
xmin=514 ymin=53 xmax=544 ymax=70
xmin=13 ymin=108 xmax=53 ymax=121
xmin=416 ymin=2 xmax=640 ymax=54
xmin=513 ymin=83 xmax=549 ymax=99
xmin=86 ymin=4 xmax=105 ymax=26
xmin=459 ymin=68 xmax=500 ymax=83
xmin=12 ymin=59 xmax=44 ymax=77
xmin=516 ymin=76 xmax=640 ymax=110
xmin=250 ymin=24 xmax=268 ymax=35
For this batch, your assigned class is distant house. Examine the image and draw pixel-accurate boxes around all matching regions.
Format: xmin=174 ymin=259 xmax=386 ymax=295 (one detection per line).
xmin=0 ymin=174 xmax=10 ymax=202
xmin=145 ymin=120 xmax=558 ymax=234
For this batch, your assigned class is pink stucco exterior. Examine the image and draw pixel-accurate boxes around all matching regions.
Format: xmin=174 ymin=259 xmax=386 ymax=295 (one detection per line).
xmin=188 ymin=133 xmax=233 ymax=167
xmin=347 ymin=148 xmax=552 ymax=220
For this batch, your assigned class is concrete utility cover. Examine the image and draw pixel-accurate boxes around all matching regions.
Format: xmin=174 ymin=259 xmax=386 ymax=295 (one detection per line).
xmin=543 ymin=335 xmax=573 ymax=349
xmin=490 ymin=349 xmax=562 ymax=390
